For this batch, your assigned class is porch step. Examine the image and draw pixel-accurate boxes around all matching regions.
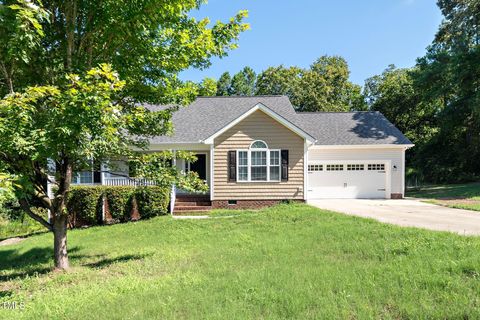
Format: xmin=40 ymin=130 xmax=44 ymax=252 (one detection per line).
xmin=174 ymin=205 xmax=212 ymax=211
xmin=176 ymin=195 xmax=210 ymax=201
xmin=173 ymin=210 xmax=208 ymax=217
xmin=175 ymin=201 xmax=212 ymax=206
xmin=174 ymin=194 xmax=212 ymax=214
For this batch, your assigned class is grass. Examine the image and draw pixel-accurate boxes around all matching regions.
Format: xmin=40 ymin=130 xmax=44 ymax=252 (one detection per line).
xmin=0 ymin=216 xmax=46 ymax=241
xmin=408 ymin=182 xmax=480 ymax=211
xmin=1 ymin=203 xmax=480 ymax=319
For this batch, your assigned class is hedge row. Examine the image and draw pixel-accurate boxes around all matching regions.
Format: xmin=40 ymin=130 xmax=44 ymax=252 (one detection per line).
xmin=66 ymin=186 xmax=170 ymax=227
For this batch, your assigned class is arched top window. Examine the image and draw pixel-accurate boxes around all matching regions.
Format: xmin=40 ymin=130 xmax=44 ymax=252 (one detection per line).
xmin=250 ymin=140 xmax=268 ymax=149
xmin=237 ymin=140 xmax=280 ymax=182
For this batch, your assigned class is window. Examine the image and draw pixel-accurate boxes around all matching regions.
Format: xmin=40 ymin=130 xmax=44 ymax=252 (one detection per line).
xmin=308 ymin=164 xmax=323 ymax=172
xmin=347 ymin=164 xmax=364 ymax=171
xmin=236 ymin=141 xmax=280 ymax=182
xmin=251 ymin=140 xmax=267 ymax=149
xmin=269 ymin=150 xmax=280 ymax=181
xmin=238 ymin=151 xmax=248 ymax=181
xmin=326 ymin=164 xmax=344 ymax=171
xmin=368 ymin=163 xmax=385 ymax=171
xmin=251 ymin=150 xmax=267 ymax=181
xmin=75 ymin=171 xmax=93 ymax=184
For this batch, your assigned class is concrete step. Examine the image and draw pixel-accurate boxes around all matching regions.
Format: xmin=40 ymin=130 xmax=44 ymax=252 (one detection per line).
xmin=173 ymin=211 xmax=211 ymax=216
xmin=174 ymin=205 xmax=212 ymax=211
xmin=175 ymin=201 xmax=212 ymax=206
xmin=176 ymin=195 xmax=210 ymax=201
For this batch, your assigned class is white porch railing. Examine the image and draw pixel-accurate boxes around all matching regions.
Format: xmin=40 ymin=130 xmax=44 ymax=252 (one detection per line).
xmin=103 ymin=178 xmax=156 ymax=186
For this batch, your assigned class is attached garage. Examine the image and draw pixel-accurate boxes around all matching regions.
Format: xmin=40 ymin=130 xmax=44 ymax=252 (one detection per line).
xmin=306 ymin=147 xmax=408 ymax=199
xmin=307 ymin=161 xmax=390 ymax=199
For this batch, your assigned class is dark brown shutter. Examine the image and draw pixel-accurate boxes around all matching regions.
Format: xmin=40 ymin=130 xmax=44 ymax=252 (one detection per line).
xmin=281 ymin=150 xmax=289 ymax=181
xmin=93 ymin=160 xmax=101 ymax=183
xmin=228 ymin=151 xmax=237 ymax=182
xmin=128 ymin=161 xmax=137 ymax=178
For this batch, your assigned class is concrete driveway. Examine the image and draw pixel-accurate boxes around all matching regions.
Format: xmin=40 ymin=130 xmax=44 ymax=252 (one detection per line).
xmin=308 ymin=199 xmax=480 ymax=236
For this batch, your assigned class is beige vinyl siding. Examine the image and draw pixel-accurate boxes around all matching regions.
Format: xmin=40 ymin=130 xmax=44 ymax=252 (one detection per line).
xmin=213 ymin=110 xmax=304 ymax=200
xmin=308 ymin=148 xmax=405 ymax=194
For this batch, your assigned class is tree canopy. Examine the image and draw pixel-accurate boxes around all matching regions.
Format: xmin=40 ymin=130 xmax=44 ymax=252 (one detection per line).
xmin=213 ymin=56 xmax=366 ymax=111
xmin=0 ymin=0 xmax=249 ymax=103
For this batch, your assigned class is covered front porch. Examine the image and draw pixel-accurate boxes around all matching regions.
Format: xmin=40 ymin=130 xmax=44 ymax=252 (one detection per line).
xmin=70 ymin=146 xmax=213 ymax=198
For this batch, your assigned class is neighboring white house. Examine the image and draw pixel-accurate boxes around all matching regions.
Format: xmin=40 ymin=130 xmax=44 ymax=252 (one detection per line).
xmin=69 ymin=96 xmax=414 ymax=209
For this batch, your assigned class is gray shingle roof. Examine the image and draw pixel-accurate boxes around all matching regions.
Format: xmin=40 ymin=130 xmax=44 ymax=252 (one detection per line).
xmin=293 ymin=112 xmax=413 ymax=145
xmin=145 ymin=96 xmax=412 ymax=146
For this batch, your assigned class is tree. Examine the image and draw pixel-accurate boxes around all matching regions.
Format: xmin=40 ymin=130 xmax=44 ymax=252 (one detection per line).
xmin=216 ymin=72 xmax=232 ymax=96
xmin=231 ymin=66 xmax=256 ymax=95
xmin=0 ymin=0 xmax=248 ymax=270
xmin=256 ymin=65 xmax=302 ymax=98
xmin=255 ymin=56 xmax=364 ymax=111
xmin=0 ymin=0 xmax=249 ymax=102
xmin=0 ymin=0 xmax=48 ymax=95
xmin=198 ymin=77 xmax=217 ymax=96
xmin=413 ymin=0 xmax=480 ymax=181
xmin=364 ymin=65 xmax=439 ymax=143
xmin=0 ymin=65 xmax=206 ymax=269
xmin=297 ymin=56 xmax=364 ymax=112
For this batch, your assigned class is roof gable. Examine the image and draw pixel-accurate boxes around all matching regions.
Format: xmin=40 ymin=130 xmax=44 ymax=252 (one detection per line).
xmin=203 ymin=103 xmax=316 ymax=144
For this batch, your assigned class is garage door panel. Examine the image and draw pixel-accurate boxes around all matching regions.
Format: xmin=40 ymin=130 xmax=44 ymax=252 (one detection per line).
xmin=307 ymin=162 xmax=388 ymax=199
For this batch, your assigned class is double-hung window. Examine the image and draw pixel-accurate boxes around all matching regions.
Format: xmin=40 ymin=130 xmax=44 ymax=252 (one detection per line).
xmin=238 ymin=151 xmax=249 ymax=181
xmin=237 ymin=140 xmax=280 ymax=182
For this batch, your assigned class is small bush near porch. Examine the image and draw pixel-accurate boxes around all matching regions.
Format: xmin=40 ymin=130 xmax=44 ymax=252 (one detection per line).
xmin=1 ymin=204 xmax=480 ymax=319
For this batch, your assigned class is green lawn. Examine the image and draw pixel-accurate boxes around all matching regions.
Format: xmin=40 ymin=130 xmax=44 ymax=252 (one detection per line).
xmin=1 ymin=204 xmax=480 ymax=319
xmin=408 ymin=182 xmax=480 ymax=211
xmin=0 ymin=216 xmax=46 ymax=241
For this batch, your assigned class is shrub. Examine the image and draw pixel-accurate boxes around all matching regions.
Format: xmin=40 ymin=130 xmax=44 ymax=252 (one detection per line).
xmin=134 ymin=186 xmax=170 ymax=219
xmin=103 ymin=187 xmax=134 ymax=221
xmin=66 ymin=186 xmax=104 ymax=225
xmin=66 ymin=185 xmax=170 ymax=226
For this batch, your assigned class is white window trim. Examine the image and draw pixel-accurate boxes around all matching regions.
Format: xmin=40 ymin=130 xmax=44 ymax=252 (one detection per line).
xmin=73 ymin=159 xmax=95 ymax=184
xmin=236 ymin=144 xmax=281 ymax=183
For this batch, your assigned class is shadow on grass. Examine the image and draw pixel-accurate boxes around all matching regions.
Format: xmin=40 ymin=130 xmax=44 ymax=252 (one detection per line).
xmin=0 ymin=247 xmax=83 ymax=281
xmin=409 ymin=182 xmax=480 ymax=199
xmin=0 ymin=230 xmax=48 ymax=243
xmin=0 ymin=246 xmax=151 ymax=282
xmin=83 ymin=253 xmax=152 ymax=269
xmin=0 ymin=290 xmax=13 ymax=299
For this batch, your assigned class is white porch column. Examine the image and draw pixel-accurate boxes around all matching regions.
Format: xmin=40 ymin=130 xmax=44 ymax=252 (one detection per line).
xmin=170 ymin=150 xmax=177 ymax=215
xmin=100 ymin=162 xmax=107 ymax=185
xmin=209 ymin=144 xmax=214 ymax=201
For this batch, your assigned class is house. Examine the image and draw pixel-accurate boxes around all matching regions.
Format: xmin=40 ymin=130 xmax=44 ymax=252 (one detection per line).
xmin=71 ymin=96 xmax=413 ymax=210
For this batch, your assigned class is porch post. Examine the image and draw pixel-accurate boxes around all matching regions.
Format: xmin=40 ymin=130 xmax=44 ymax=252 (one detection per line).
xmin=210 ymin=144 xmax=214 ymax=201
xmin=170 ymin=150 xmax=177 ymax=215
xmin=100 ymin=162 xmax=106 ymax=185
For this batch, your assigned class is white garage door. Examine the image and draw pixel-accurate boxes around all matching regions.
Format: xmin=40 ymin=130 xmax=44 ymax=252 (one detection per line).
xmin=307 ymin=162 xmax=389 ymax=199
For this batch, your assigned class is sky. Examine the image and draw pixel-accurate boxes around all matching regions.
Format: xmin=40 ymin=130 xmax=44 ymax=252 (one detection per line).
xmin=179 ymin=0 xmax=443 ymax=86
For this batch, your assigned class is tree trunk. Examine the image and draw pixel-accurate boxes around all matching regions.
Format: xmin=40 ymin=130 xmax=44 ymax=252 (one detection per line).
xmin=0 ymin=62 xmax=14 ymax=93
xmin=53 ymin=214 xmax=69 ymax=270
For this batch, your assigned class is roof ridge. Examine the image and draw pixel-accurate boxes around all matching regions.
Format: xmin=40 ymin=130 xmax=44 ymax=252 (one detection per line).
xmin=296 ymin=111 xmax=379 ymax=114
xmin=196 ymin=95 xmax=286 ymax=98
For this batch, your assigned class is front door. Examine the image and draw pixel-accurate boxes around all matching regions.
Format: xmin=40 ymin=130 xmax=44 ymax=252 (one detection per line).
xmin=188 ymin=154 xmax=207 ymax=180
